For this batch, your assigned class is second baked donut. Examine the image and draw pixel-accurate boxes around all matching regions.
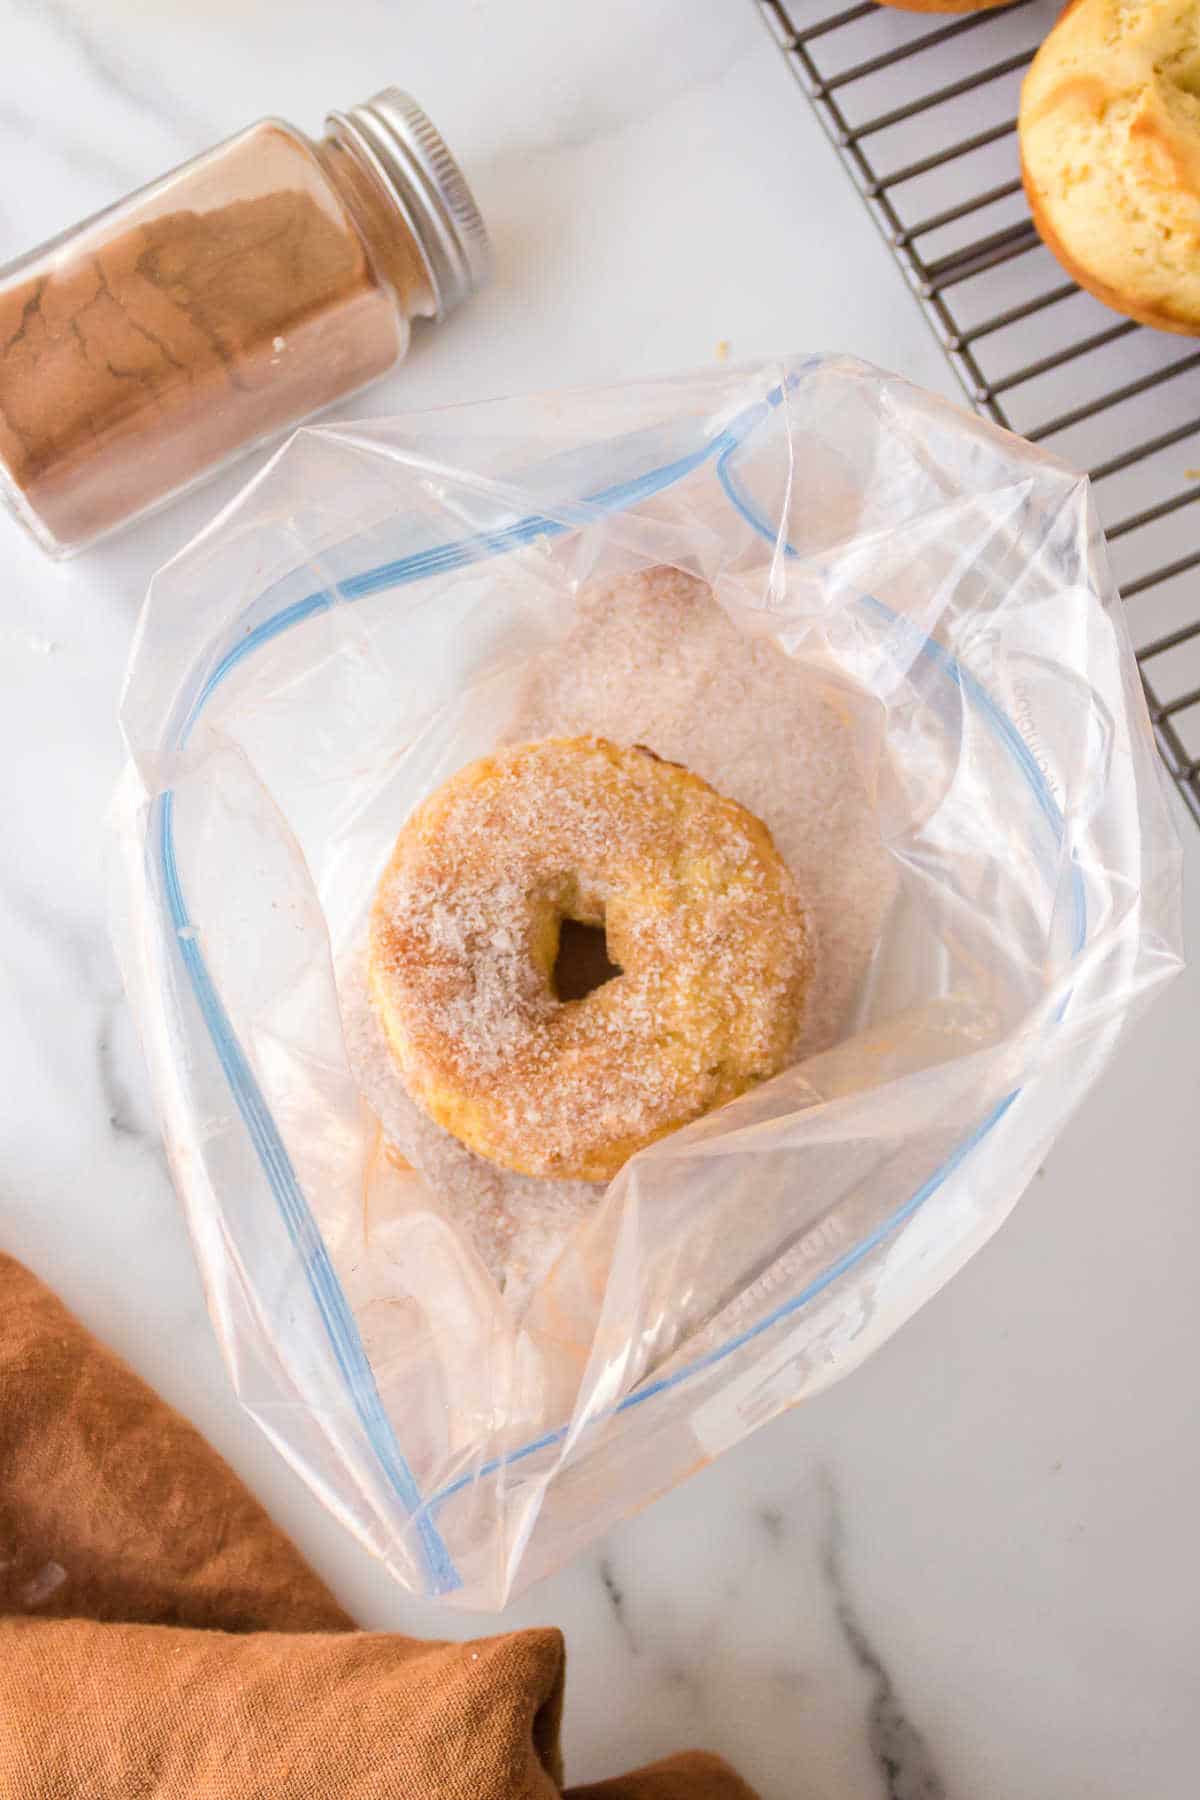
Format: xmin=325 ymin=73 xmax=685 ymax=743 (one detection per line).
xmin=1020 ymin=0 xmax=1200 ymax=336
xmin=369 ymin=737 xmax=812 ymax=1182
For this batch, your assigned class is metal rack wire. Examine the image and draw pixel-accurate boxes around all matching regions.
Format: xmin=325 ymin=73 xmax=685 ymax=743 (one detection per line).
xmin=757 ymin=0 xmax=1200 ymax=826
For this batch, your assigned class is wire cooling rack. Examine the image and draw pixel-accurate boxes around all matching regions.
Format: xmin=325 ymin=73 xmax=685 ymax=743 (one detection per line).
xmin=757 ymin=0 xmax=1200 ymax=826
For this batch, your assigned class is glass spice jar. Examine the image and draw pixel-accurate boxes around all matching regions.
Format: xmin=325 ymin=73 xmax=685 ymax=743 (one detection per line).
xmin=0 ymin=90 xmax=489 ymax=556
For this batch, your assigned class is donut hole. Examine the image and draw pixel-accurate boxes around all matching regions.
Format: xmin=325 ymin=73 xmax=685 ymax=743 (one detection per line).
xmin=552 ymin=917 xmax=622 ymax=1003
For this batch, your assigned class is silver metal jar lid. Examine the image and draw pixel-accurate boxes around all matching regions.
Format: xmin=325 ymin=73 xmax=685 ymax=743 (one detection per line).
xmin=326 ymin=89 xmax=491 ymax=319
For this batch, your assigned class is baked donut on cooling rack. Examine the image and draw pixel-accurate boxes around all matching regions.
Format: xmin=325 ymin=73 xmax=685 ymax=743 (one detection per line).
xmin=368 ymin=736 xmax=813 ymax=1182
xmin=1020 ymin=0 xmax=1200 ymax=336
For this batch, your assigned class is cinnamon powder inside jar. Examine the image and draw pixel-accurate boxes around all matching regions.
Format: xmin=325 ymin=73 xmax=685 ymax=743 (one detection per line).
xmin=0 ymin=97 xmax=488 ymax=554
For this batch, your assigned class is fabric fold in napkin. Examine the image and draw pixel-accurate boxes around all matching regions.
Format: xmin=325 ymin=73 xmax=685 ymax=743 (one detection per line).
xmin=0 ymin=1252 xmax=757 ymax=1799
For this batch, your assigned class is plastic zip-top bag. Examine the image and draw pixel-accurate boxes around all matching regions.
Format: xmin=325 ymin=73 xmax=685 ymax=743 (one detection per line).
xmin=114 ymin=357 xmax=1183 ymax=1607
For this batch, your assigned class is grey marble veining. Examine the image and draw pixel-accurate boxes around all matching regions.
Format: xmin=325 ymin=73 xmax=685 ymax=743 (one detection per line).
xmin=819 ymin=1474 xmax=946 ymax=1800
xmin=0 ymin=95 xmax=134 ymax=193
xmin=12 ymin=0 xmax=211 ymax=142
xmin=597 ymin=1555 xmax=639 ymax=1656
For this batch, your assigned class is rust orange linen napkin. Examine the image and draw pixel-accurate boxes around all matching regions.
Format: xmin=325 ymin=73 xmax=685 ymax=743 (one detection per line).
xmin=0 ymin=1252 xmax=757 ymax=1799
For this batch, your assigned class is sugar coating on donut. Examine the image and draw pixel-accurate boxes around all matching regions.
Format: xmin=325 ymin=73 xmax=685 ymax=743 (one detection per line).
xmin=369 ymin=736 xmax=812 ymax=1182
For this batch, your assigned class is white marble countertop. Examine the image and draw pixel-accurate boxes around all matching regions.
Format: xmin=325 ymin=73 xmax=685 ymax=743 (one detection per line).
xmin=2 ymin=3 xmax=1197 ymax=1795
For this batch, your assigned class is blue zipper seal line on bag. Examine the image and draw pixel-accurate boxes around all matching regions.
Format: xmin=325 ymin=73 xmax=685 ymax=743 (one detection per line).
xmin=154 ymin=790 xmax=458 ymax=1594
xmin=152 ymin=417 xmax=746 ymax=1596
xmin=152 ymin=376 xmax=1087 ymax=1592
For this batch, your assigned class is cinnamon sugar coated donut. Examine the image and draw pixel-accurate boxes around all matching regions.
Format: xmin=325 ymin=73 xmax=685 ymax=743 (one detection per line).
xmin=368 ymin=737 xmax=813 ymax=1182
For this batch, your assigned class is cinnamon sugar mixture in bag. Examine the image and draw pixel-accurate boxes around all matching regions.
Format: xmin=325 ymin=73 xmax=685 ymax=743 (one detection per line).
xmin=344 ymin=566 xmax=894 ymax=1306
